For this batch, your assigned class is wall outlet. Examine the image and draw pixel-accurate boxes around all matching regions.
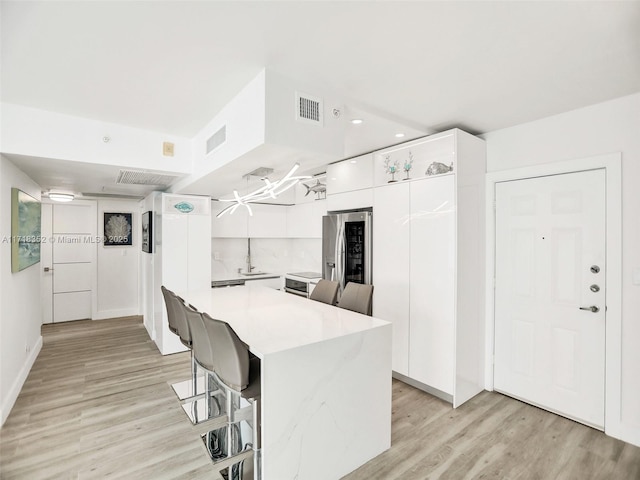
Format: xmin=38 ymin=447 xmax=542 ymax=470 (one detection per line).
xmin=214 ymin=251 xmax=221 ymax=261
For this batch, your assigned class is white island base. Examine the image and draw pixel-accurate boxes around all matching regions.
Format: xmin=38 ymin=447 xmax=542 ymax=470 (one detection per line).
xmin=180 ymin=285 xmax=392 ymax=480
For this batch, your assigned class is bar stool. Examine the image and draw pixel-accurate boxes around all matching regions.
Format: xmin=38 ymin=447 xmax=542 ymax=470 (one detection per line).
xmin=309 ymin=279 xmax=340 ymax=306
xmin=202 ymin=312 xmax=262 ymax=480
xmin=179 ymin=302 xmax=226 ymax=425
xmin=161 ymin=286 xmax=203 ymax=401
xmin=338 ymin=282 xmax=374 ymax=316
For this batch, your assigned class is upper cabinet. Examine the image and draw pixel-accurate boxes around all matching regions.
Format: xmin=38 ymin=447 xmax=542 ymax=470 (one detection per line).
xmin=247 ymin=203 xmax=287 ymax=238
xmin=211 ymin=200 xmax=249 ymax=237
xmin=287 ymin=200 xmax=326 ymax=238
xmin=326 ymin=153 xmax=373 ymax=195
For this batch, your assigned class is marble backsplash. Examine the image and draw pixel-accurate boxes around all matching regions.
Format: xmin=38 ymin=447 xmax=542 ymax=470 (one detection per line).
xmin=211 ymin=238 xmax=322 ymax=279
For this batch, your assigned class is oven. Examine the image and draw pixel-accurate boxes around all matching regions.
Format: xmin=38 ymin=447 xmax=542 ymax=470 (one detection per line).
xmin=284 ymin=272 xmax=322 ymax=298
xmin=284 ymin=277 xmax=309 ymax=297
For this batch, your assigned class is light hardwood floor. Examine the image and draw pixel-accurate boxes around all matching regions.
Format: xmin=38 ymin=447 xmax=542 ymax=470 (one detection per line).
xmin=1 ymin=317 xmax=639 ymax=480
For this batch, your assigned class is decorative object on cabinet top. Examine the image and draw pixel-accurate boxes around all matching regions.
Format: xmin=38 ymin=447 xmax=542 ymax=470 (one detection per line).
xmin=373 ymin=132 xmax=456 ymax=187
xmin=217 ymin=163 xmax=311 ymax=217
xmin=403 ymin=152 xmax=413 ymax=181
xmin=425 ymin=161 xmax=454 ymax=176
xmin=174 ymin=201 xmax=195 ymax=213
xmin=384 ymin=155 xmax=400 ymax=183
xmin=302 ymin=173 xmax=327 ymax=200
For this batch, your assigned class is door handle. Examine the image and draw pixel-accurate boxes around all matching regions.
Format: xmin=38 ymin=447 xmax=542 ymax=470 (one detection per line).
xmin=579 ymin=306 xmax=599 ymax=313
xmin=44 ymin=267 xmax=53 ymax=272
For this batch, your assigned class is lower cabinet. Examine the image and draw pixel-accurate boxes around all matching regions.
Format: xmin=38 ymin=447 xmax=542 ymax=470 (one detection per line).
xmin=247 ymin=277 xmax=282 ymax=289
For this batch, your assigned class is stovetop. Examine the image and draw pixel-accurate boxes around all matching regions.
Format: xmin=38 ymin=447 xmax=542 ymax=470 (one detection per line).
xmin=287 ymin=271 xmax=322 ymax=279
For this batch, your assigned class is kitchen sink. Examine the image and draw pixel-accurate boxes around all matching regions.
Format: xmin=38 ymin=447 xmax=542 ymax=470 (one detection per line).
xmin=240 ymin=272 xmax=268 ymax=276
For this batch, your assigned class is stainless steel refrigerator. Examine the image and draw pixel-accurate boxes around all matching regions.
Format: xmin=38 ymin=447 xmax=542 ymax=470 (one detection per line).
xmin=322 ymin=210 xmax=372 ymax=292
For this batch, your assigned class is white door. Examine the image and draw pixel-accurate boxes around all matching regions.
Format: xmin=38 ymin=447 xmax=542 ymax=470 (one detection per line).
xmin=51 ymin=202 xmax=96 ymax=323
xmin=494 ymin=169 xmax=606 ymax=429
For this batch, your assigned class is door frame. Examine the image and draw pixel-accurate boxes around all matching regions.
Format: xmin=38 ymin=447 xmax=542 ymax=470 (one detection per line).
xmin=485 ymin=152 xmax=622 ymax=438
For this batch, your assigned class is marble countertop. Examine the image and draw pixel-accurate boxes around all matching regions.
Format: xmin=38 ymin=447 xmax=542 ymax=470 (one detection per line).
xmin=179 ymin=284 xmax=390 ymax=357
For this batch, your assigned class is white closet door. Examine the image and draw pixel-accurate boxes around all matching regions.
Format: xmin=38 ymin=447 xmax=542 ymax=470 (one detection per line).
xmin=52 ymin=202 xmax=96 ymax=323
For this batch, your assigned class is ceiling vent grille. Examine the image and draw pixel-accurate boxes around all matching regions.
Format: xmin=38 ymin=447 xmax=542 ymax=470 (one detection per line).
xmin=206 ymin=125 xmax=227 ymax=154
xmin=296 ymin=92 xmax=323 ymax=126
xmin=116 ymin=170 xmax=179 ymax=186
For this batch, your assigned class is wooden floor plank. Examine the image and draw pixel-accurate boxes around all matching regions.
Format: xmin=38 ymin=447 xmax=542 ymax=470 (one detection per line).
xmin=1 ymin=317 xmax=639 ymax=480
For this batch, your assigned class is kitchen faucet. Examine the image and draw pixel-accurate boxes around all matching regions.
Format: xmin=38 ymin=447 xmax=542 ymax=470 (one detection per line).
xmin=246 ymin=238 xmax=255 ymax=273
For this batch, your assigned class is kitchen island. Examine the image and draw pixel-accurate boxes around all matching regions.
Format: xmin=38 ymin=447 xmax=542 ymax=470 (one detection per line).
xmin=179 ymin=284 xmax=392 ymax=480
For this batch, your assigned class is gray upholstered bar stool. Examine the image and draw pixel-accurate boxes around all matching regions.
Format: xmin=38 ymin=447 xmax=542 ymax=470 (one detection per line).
xmin=338 ymin=282 xmax=374 ymax=316
xmin=161 ymin=286 xmax=203 ymax=401
xmin=202 ymin=312 xmax=262 ymax=480
xmin=179 ymin=303 xmax=226 ymax=425
xmin=309 ymin=279 xmax=340 ymax=306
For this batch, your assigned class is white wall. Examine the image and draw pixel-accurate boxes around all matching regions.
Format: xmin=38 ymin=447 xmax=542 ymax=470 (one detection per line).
xmin=211 ymin=238 xmax=322 ymax=279
xmin=482 ymin=92 xmax=640 ymax=446
xmin=171 ymin=70 xmax=267 ymax=193
xmin=1 ymin=103 xmax=192 ymax=174
xmin=0 ymin=155 xmax=43 ymax=426
xmin=95 ymin=199 xmax=141 ymax=320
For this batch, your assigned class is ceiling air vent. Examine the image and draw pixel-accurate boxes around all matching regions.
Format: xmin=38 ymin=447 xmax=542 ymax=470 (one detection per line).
xmin=295 ymin=92 xmax=323 ymax=126
xmin=116 ymin=170 xmax=179 ymax=187
xmin=206 ymin=125 xmax=226 ymax=154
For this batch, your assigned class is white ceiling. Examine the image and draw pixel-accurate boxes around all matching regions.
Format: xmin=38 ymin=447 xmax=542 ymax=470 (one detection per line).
xmin=1 ymin=1 xmax=639 ymax=197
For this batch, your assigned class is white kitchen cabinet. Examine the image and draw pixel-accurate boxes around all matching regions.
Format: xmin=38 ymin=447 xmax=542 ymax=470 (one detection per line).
xmin=372 ymin=128 xmax=486 ymax=408
xmin=247 ymin=277 xmax=283 ymax=289
xmin=211 ymin=200 xmax=248 ymax=237
xmin=247 ymin=203 xmax=287 ymax=238
xmin=326 ymin=189 xmax=373 ymax=212
xmin=287 ymin=199 xmax=326 ymax=238
xmin=326 ymin=153 xmax=373 ymax=195
xmin=409 ymin=175 xmax=456 ymax=394
xmin=155 ymin=194 xmax=212 ymax=355
xmin=372 ymin=181 xmax=411 ymax=376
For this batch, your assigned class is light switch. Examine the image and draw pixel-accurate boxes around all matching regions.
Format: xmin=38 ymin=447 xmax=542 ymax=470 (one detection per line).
xmin=633 ymin=267 xmax=640 ymax=286
xmin=214 ymin=251 xmax=221 ymax=261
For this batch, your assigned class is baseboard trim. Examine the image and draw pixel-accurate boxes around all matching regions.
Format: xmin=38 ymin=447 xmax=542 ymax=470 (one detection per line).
xmin=1 ymin=335 xmax=43 ymax=427
xmin=93 ymin=308 xmax=139 ymax=320
xmin=392 ymin=371 xmax=454 ymax=404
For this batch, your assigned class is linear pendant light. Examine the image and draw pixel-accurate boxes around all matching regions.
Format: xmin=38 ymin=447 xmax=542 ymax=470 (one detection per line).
xmin=216 ymin=163 xmax=310 ymax=218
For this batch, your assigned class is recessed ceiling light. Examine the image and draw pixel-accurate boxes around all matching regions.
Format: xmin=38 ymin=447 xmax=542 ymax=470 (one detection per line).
xmin=350 ymin=160 xmax=357 ymax=164
xmin=395 ymin=133 xmax=405 ymax=138
xmin=351 ymin=119 xmax=363 ymax=125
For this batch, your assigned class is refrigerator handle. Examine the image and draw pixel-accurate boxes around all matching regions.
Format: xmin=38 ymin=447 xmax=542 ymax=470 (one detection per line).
xmin=336 ymin=221 xmax=346 ymax=292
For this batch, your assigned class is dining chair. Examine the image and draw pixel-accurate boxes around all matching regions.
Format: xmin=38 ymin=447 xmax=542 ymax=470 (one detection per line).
xmin=337 ymin=282 xmax=374 ymax=316
xmin=309 ymin=279 xmax=340 ymax=306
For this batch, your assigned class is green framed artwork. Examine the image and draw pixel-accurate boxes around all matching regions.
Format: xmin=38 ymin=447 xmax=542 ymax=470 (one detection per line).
xmin=11 ymin=188 xmax=42 ymax=273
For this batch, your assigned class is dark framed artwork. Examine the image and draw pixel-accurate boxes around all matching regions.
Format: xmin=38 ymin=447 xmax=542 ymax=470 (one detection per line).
xmin=141 ymin=211 xmax=153 ymax=253
xmin=104 ymin=212 xmax=133 ymax=246
xmin=11 ymin=188 xmax=42 ymax=272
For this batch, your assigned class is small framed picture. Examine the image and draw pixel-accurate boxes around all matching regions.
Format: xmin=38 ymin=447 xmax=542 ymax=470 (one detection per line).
xmin=104 ymin=212 xmax=133 ymax=246
xmin=141 ymin=211 xmax=153 ymax=253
